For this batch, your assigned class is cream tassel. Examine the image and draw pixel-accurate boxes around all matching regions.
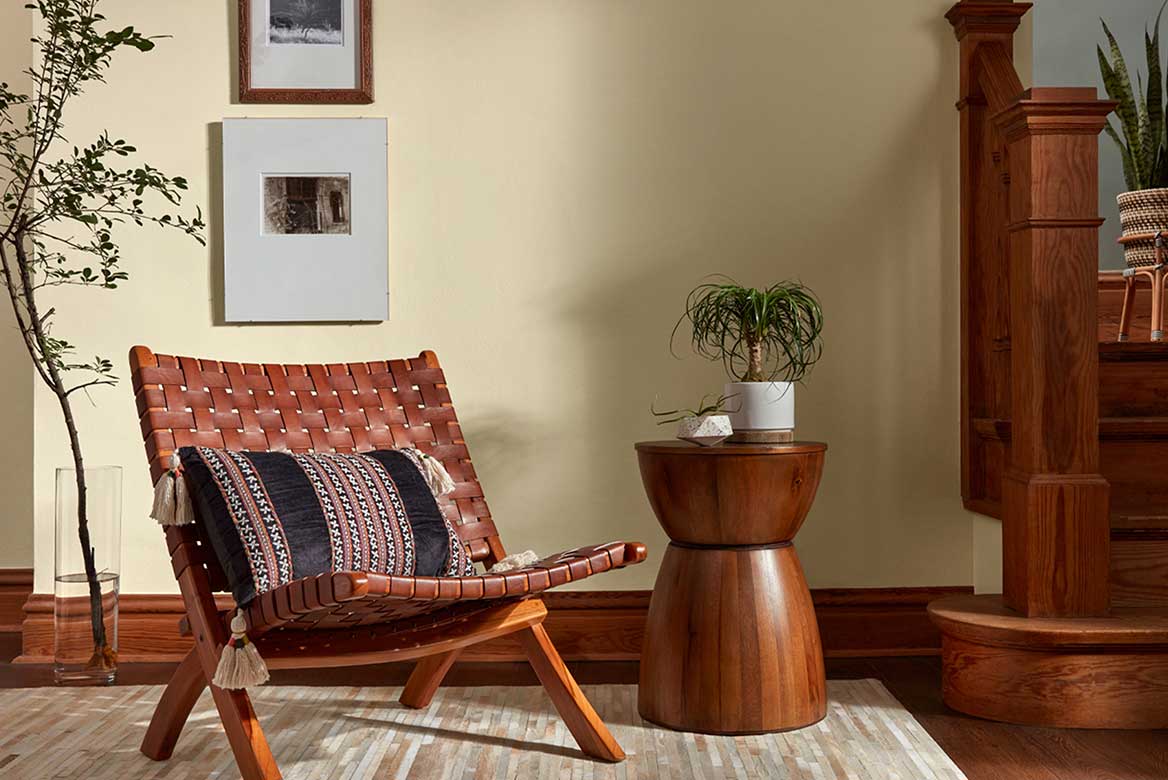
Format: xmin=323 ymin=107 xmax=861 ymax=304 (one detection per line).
xmin=150 ymin=452 xmax=194 ymax=526
xmin=489 ymin=550 xmax=540 ymax=573
xmin=417 ymin=451 xmax=456 ymax=498
xmin=212 ymin=610 xmax=269 ymax=690
xmin=174 ymin=468 xmax=196 ymax=526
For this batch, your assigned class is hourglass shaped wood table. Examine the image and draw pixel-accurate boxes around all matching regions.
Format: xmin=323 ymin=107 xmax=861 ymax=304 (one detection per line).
xmin=634 ymin=440 xmax=828 ymax=734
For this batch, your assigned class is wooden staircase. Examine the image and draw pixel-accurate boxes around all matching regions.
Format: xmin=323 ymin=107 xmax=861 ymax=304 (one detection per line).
xmin=969 ymin=337 xmax=1168 ymax=609
xmin=932 ymin=0 xmax=1168 ymax=730
xmin=1100 ymin=300 xmax=1168 ymax=608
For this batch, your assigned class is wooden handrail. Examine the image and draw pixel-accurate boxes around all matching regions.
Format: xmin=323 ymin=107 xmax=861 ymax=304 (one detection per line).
xmin=948 ymin=1 xmax=1116 ymax=618
xmin=973 ymin=42 xmax=1024 ymax=112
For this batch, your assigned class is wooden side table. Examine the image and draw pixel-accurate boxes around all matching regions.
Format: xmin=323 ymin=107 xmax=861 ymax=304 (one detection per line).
xmin=634 ymin=440 xmax=827 ymax=734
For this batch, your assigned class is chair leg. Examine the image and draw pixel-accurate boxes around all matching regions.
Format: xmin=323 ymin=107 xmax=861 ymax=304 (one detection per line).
xmin=1119 ymin=276 xmax=1136 ymax=342
xmin=167 ymin=540 xmax=282 ymax=780
xmin=1157 ymin=268 xmax=1167 ymax=342
xmin=141 ymin=648 xmax=208 ymax=760
xmin=400 ymin=649 xmax=461 ymax=708
xmin=209 ymin=685 xmax=283 ymax=780
xmin=518 ymin=624 xmax=625 ymax=763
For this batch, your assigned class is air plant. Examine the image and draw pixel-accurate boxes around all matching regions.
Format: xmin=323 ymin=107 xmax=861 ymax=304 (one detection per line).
xmin=1099 ymin=2 xmax=1168 ymax=192
xmin=651 ymin=393 xmax=735 ymax=426
xmin=671 ymin=277 xmax=824 ymax=383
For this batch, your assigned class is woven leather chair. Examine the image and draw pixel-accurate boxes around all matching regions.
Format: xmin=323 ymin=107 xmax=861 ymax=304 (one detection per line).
xmin=129 ymin=346 xmax=647 ymax=779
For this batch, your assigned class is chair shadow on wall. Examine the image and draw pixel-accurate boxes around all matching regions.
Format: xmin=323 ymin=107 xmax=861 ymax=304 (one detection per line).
xmin=559 ymin=9 xmax=961 ymax=576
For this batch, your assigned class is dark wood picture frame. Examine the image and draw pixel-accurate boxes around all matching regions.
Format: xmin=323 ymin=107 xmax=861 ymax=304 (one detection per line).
xmin=239 ymin=0 xmax=373 ymax=104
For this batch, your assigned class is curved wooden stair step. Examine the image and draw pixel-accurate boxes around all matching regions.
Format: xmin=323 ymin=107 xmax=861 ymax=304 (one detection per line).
xmin=928 ymin=595 xmax=1168 ymax=729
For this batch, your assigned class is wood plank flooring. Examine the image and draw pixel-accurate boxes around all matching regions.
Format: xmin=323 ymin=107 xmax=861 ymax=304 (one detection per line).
xmin=1 ymin=633 xmax=1164 ymax=779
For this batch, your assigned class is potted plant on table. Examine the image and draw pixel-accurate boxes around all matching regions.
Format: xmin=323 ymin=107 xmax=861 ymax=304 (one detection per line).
xmin=0 ymin=0 xmax=204 ymax=683
xmin=672 ymin=277 xmax=823 ymax=443
xmin=1099 ymin=6 xmax=1168 ymax=270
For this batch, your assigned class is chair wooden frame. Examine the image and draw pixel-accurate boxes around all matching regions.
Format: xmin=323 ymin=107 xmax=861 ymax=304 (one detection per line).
xmin=129 ymin=346 xmax=647 ymax=779
xmin=1117 ymin=231 xmax=1168 ymax=342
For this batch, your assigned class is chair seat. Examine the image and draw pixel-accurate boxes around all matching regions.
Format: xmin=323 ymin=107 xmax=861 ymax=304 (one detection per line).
xmin=243 ymin=540 xmax=647 ymax=634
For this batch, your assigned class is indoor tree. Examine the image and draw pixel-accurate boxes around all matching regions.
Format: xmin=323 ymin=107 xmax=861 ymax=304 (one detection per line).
xmin=0 ymin=0 xmax=204 ymax=671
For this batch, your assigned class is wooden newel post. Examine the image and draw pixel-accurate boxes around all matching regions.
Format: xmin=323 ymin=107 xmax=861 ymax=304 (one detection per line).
xmin=948 ymin=2 xmax=1029 ymax=514
xmin=996 ymin=90 xmax=1116 ymax=618
xmin=949 ymin=2 xmax=1116 ymax=618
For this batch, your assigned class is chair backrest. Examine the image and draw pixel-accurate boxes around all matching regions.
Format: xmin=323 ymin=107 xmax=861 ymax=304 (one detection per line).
xmin=129 ymin=346 xmax=505 ymax=591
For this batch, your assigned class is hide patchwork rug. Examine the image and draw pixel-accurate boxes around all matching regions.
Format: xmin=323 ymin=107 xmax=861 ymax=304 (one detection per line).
xmin=0 ymin=680 xmax=966 ymax=779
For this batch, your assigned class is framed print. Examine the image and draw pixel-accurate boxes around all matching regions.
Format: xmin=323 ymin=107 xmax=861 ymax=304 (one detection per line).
xmin=222 ymin=118 xmax=388 ymax=322
xmin=239 ymin=0 xmax=373 ymax=104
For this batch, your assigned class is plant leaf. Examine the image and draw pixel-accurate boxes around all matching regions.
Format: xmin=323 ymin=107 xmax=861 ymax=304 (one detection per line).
xmin=1100 ymin=24 xmax=1147 ymax=188
xmin=1139 ymin=71 xmax=1155 ymax=180
xmin=1146 ymin=6 xmax=1166 ymax=184
xmin=1107 ymin=119 xmax=1138 ymax=190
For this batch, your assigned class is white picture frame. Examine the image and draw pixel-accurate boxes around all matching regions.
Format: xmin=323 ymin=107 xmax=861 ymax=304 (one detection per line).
xmin=222 ymin=118 xmax=388 ymax=323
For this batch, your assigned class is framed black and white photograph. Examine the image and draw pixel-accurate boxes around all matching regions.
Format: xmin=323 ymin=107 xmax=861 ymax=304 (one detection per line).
xmin=239 ymin=0 xmax=372 ymax=103
xmin=267 ymin=0 xmax=344 ymax=46
xmin=222 ymin=118 xmax=388 ymax=322
xmin=262 ymin=175 xmax=351 ymax=235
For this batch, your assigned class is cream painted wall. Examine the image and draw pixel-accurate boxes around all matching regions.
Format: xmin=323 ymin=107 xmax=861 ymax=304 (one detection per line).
xmin=0 ymin=1 xmax=35 ymax=569
xmin=30 ymin=0 xmax=972 ymax=594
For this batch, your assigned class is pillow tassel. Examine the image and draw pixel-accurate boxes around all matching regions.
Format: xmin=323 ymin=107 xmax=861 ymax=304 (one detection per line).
xmin=151 ymin=452 xmax=194 ymax=526
xmin=489 ymin=550 xmax=541 ymax=573
xmin=173 ymin=469 xmax=196 ymax=527
xmin=418 ymin=452 xmax=456 ymax=497
xmin=213 ymin=609 xmax=269 ymax=690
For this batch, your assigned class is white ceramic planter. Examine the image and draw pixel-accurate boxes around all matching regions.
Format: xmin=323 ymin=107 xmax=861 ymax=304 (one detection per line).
xmin=724 ymin=382 xmax=794 ymax=434
xmin=675 ymin=414 xmax=733 ymax=447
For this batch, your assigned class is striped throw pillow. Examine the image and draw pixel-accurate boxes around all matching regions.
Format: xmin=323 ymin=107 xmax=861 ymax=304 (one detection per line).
xmin=178 ymin=447 xmax=475 ymax=605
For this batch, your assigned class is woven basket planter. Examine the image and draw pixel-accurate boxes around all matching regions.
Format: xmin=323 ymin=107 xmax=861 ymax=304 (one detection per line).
xmin=1118 ymin=188 xmax=1168 ymax=268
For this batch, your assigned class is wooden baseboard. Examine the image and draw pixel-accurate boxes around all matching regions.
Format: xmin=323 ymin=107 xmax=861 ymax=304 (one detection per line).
xmin=0 ymin=569 xmax=33 ymax=633
xmin=16 ymin=586 xmax=971 ymax=664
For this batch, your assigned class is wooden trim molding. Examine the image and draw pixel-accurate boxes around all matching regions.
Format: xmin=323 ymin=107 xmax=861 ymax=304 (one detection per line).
xmin=15 ymin=586 xmax=971 ymax=663
xmin=0 ymin=568 xmax=33 ymax=633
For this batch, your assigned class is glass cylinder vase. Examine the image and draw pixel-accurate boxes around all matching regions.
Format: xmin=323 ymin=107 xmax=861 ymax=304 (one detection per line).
xmin=54 ymin=466 xmax=122 ymax=685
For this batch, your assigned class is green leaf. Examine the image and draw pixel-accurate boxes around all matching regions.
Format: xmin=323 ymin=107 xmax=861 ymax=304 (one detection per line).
xmin=1146 ymin=7 xmax=1166 ymax=183
xmin=1101 ymin=23 xmax=1147 ymax=187
xmin=1106 ymin=120 xmax=1138 ymax=190
xmin=1138 ymin=73 xmax=1153 ymax=177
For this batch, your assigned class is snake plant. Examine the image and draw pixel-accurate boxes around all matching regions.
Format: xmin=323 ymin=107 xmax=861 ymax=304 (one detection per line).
xmin=1099 ymin=2 xmax=1168 ymax=191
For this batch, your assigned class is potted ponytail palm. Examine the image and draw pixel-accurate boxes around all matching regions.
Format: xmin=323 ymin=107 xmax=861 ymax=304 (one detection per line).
xmin=1099 ymin=6 xmax=1168 ymax=269
xmin=672 ymin=278 xmax=823 ymax=442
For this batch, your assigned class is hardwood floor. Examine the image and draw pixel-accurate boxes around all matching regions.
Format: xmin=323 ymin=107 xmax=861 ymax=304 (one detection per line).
xmin=828 ymin=657 xmax=1168 ymax=780
xmin=1 ymin=632 xmax=1164 ymax=779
